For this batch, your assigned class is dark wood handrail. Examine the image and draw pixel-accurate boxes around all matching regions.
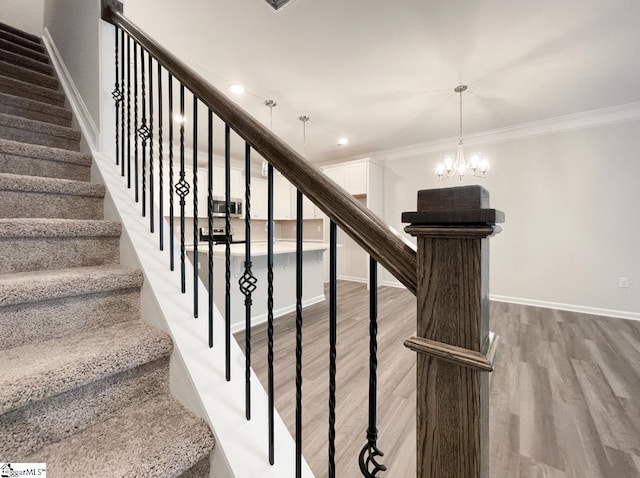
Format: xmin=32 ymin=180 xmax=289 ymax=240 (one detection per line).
xmin=103 ymin=6 xmax=417 ymax=294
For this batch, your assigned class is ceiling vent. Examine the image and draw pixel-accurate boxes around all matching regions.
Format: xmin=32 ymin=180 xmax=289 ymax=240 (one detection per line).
xmin=265 ymin=0 xmax=297 ymax=11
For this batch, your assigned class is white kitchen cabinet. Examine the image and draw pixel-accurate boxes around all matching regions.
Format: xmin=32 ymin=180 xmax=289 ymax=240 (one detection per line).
xmin=302 ymin=195 xmax=324 ymax=219
xmin=320 ymin=159 xmax=383 ymax=284
xmin=344 ymin=162 xmax=368 ymax=196
xmin=251 ymin=178 xmax=268 ymax=220
xmin=212 ymin=166 xmax=243 ymax=199
xmin=274 ymin=175 xmax=294 ymax=220
xmin=323 ymin=165 xmax=345 ymax=189
xmin=231 ymin=169 xmax=243 ymax=199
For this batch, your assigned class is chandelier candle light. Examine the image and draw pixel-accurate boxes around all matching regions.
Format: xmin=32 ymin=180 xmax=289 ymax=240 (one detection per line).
xmin=435 ymin=85 xmax=490 ymax=181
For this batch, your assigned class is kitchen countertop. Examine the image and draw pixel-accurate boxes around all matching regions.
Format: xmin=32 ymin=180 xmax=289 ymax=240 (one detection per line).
xmin=185 ymin=241 xmax=328 ymax=257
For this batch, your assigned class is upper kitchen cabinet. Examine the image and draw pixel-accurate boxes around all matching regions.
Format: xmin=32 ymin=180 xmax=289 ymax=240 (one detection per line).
xmin=343 ymin=162 xmax=368 ymax=196
xmin=320 ymin=159 xmax=384 ymax=284
xmin=321 ymin=159 xmax=382 ymax=215
xmin=274 ymin=174 xmax=294 ymax=220
xmin=251 ymin=178 xmax=268 ymax=220
xmin=211 ymin=166 xmax=243 ymax=200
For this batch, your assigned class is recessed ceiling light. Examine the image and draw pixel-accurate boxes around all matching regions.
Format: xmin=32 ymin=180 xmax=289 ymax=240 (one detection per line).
xmin=174 ymin=114 xmax=187 ymax=124
xmin=229 ymin=84 xmax=245 ymax=95
xmin=338 ymin=137 xmax=349 ymax=146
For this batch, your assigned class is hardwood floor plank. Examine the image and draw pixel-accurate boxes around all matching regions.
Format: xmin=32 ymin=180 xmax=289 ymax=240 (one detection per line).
xmin=518 ymin=362 xmax=564 ymax=470
xmin=236 ymin=281 xmax=640 ymax=477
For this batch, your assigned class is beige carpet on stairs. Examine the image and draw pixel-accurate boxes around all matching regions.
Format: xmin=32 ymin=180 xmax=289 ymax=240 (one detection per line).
xmin=0 ymin=20 xmax=215 ymax=477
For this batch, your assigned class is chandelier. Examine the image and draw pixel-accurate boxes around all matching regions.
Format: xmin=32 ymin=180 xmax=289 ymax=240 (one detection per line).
xmin=435 ymin=85 xmax=489 ymax=181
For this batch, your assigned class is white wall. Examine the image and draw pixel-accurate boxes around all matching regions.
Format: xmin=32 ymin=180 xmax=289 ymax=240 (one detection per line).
xmin=43 ymin=0 xmax=100 ymax=128
xmin=381 ymin=118 xmax=640 ymax=318
xmin=0 ymin=0 xmax=44 ymax=35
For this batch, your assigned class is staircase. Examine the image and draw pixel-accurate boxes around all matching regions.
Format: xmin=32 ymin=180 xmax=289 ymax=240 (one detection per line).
xmin=0 ymin=21 xmax=215 ymax=476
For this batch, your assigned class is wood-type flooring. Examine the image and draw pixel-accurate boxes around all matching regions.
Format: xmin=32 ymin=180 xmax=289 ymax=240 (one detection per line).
xmin=236 ymin=281 xmax=640 ymax=477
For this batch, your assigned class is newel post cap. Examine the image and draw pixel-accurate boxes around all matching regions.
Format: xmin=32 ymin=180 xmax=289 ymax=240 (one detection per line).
xmin=402 ymin=185 xmax=504 ymax=237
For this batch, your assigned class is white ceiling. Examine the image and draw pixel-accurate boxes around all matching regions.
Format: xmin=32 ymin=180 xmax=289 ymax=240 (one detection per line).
xmin=125 ymin=0 xmax=640 ymax=163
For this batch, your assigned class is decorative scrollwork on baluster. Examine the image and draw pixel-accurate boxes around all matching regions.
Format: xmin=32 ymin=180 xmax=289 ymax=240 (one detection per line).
xmin=137 ymin=124 xmax=151 ymax=141
xmin=358 ymin=435 xmax=387 ymax=477
xmin=112 ymin=88 xmax=123 ymax=104
xmin=175 ymin=177 xmax=190 ymax=204
xmin=239 ymin=263 xmax=258 ymax=306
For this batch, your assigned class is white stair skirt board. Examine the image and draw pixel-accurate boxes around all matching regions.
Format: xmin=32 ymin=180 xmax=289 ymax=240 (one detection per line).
xmin=94 ymin=151 xmax=315 ymax=478
xmin=46 ymin=20 xmax=314 ymax=477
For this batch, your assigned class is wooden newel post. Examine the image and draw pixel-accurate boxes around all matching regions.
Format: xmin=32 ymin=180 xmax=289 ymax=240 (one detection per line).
xmin=402 ymin=185 xmax=504 ymax=478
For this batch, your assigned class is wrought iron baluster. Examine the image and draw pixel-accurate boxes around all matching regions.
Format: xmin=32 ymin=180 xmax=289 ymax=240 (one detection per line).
xmin=138 ymin=48 xmax=148 ymax=216
xmin=239 ymin=142 xmax=257 ymax=421
xmin=295 ymin=189 xmax=303 ymax=478
xmin=177 ymin=83 xmax=189 ymax=293
xmin=111 ymin=25 xmax=121 ymax=167
xmin=267 ymin=163 xmax=275 ymax=465
xmin=225 ymin=124 xmax=232 ymax=381
xmin=148 ymin=55 xmax=154 ymax=233
xmin=133 ymin=41 xmax=139 ymax=201
xmin=328 ymin=220 xmax=337 ymax=478
xmin=358 ymin=257 xmax=387 ymax=477
xmin=207 ymin=109 xmax=214 ymax=348
xmin=168 ymin=73 xmax=175 ymax=271
xmin=193 ymin=95 xmax=199 ymax=319
xmin=157 ymin=61 xmax=164 ymax=250
xmin=120 ymin=29 xmax=125 ymax=178
xmin=126 ymin=35 xmax=131 ymax=187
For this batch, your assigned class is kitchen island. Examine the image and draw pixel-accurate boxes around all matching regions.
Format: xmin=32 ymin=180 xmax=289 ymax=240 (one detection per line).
xmin=186 ymin=241 xmax=328 ymax=332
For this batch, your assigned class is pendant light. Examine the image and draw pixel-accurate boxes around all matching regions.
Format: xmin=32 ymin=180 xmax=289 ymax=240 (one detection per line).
xmin=435 ymin=85 xmax=490 ymax=181
xmin=262 ymin=99 xmax=277 ymax=177
xmin=299 ymin=115 xmax=309 ymax=157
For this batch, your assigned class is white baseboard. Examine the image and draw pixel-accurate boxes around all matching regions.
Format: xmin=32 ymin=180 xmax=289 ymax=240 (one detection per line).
xmin=42 ymin=27 xmax=99 ymax=151
xmin=231 ymin=294 xmax=326 ymax=333
xmin=338 ymin=275 xmax=367 ymax=284
xmin=381 ymin=279 xmax=405 ymax=289
xmin=376 ymin=280 xmax=640 ymax=322
xmin=490 ymin=295 xmax=640 ymax=322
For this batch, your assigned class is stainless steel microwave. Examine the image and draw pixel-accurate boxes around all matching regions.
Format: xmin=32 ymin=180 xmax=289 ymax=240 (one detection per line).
xmin=211 ymin=197 xmax=242 ymax=217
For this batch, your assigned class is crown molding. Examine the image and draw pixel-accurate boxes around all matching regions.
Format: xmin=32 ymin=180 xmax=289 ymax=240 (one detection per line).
xmin=340 ymin=102 xmax=640 ymax=164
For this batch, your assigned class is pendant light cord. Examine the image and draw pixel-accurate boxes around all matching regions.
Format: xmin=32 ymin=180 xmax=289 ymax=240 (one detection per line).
xmin=459 ymin=88 xmax=463 ymax=142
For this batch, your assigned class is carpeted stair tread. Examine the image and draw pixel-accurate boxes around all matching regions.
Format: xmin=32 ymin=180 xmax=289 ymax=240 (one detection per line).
xmin=0 ymin=173 xmax=104 ymax=220
xmin=0 ymin=48 xmax=53 ymax=75
xmin=0 ymin=138 xmax=90 ymax=166
xmin=0 ymin=59 xmax=58 ymax=89
xmin=0 ymin=38 xmax=49 ymax=65
xmin=0 ymin=112 xmax=79 ymax=150
xmin=0 ymin=172 xmax=104 ymax=197
xmin=0 ymin=92 xmax=71 ymax=127
xmin=26 ymin=393 xmax=215 ymax=477
xmin=0 ymin=265 xmax=143 ymax=306
xmin=0 ymin=75 xmax=64 ymax=107
xmin=0 ymin=219 xmax=121 ymax=274
xmin=0 ymin=139 xmax=91 ymax=181
xmin=0 ymin=320 xmax=173 ymax=415
xmin=0 ymin=29 xmax=45 ymax=54
xmin=0 ymin=21 xmax=42 ymax=44
xmin=0 ymin=218 xmax=120 ymax=238
xmin=0 ymin=265 xmax=143 ymax=349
